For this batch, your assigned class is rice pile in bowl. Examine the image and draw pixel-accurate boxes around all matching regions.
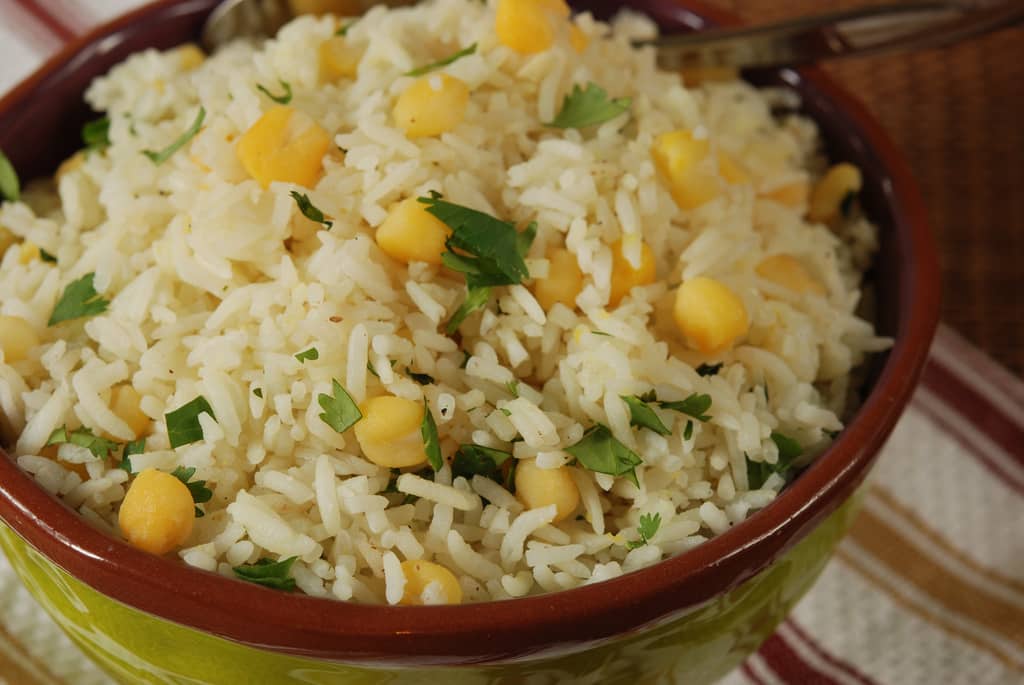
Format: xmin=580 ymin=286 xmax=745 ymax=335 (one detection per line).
xmin=0 ymin=0 xmax=889 ymax=605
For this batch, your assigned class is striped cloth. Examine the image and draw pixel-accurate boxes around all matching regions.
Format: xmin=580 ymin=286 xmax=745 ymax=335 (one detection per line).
xmin=0 ymin=3 xmax=1022 ymax=684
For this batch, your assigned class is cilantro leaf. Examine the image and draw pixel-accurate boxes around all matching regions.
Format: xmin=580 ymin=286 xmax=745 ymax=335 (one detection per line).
xmin=452 ymin=444 xmax=511 ymax=482
xmin=165 ymin=396 xmax=216 ymax=449
xmin=335 ymin=20 xmax=356 ymax=36
xmin=143 ymin=106 xmax=205 ymax=165
xmin=695 ymin=362 xmax=722 ymax=377
xmin=45 ymin=425 xmax=120 ymax=460
xmin=171 ymin=465 xmax=213 ymax=517
xmin=547 ymin=82 xmax=631 ymax=129
xmin=626 ymin=512 xmax=661 ymax=550
xmin=253 ymin=388 xmax=263 ymax=398
xmin=119 ymin=438 xmax=145 ymax=474
xmin=405 ymin=43 xmax=477 ymax=77
xmin=232 ymin=556 xmax=297 ymax=591
xmin=406 ymin=368 xmax=434 ymax=385
xmin=505 ymin=380 xmax=520 ymax=397
xmin=659 ymin=393 xmax=712 ymax=422
xmin=0 ymin=149 xmax=19 ymax=201
xmin=621 ymin=395 xmax=671 ymax=436
xmin=295 ymin=347 xmax=319 ymax=363
xmin=257 ymin=79 xmax=292 ymax=105
xmin=421 ymin=401 xmax=442 ymax=471
xmin=318 ymin=379 xmax=362 ymax=433
xmin=82 ymin=116 xmax=111 ymax=152
xmin=770 ymin=431 xmax=803 ymax=466
xmin=746 ymin=432 xmax=803 ymax=489
xmin=48 ymin=273 xmax=110 ymax=326
xmin=289 ymin=191 xmax=332 ymax=230
xmin=445 ymin=285 xmax=492 ymax=334
xmin=565 ymin=424 xmax=643 ymax=486
xmin=683 ymin=420 xmax=694 ymax=440
xmin=366 ymin=361 xmax=379 ymax=378
xmin=39 ymin=248 xmax=57 ymax=263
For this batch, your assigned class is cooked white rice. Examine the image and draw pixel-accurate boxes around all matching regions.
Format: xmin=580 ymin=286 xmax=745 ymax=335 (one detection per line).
xmin=0 ymin=0 xmax=890 ymax=604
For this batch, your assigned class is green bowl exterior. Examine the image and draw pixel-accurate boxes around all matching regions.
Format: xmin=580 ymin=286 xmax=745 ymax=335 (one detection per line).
xmin=0 ymin=490 xmax=862 ymax=684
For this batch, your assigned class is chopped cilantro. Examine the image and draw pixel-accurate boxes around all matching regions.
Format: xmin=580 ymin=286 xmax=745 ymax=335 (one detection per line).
xmin=48 ymin=273 xmax=110 ymax=326
xmin=366 ymin=361 xmax=379 ymax=378
xmin=746 ymin=432 xmax=804 ymax=489
xmin=565 ymin=424 xmax=643 ymax=486
xmin=771 ymin=431 xmax=803 ymax=464
xmin=82 ymin=116 xmax=111 ymax=152
xmin=695 ymin=362 xmax=723 ymax=377
xmin=142 ymin=106 xmax=205 ymax=165
xmin=446 ymin=285 xmax=492 ymax=333
xmin=499 ymin=407 xmax=512 ymax=417
xmin=459 ymin=350 xmax=471 ymax=369
xmin=683 ymin=420 xmax=694 ymax=441
xmin=405 ymin=43 xmax=477 ymax=77
xmin=289 ymin=191 xmax=332 ymax=230
xmin=171 ymin=465 xmax=213 ymax=517
xmin=547 ymin=82 xmax=631 ymax=129
xmin=626 ymin=512 xmax=661 ymax=550
xmin=335 ymin=20 xmax=356 ymax=36
xmin=659 ymin=393 xmax=712 ymax=422
xmin=45 ymin=425 xmax=120 ymax=460
xmin=39 ymin=248 xmax=57 ymax=263
xmin=0 ymin=149 xmax=19 ymax=201
xmin=505 ymin=380 xmax=520 ymax=397
xmin=621 ymin=395 xmax=671 ymax=436
xmin=253 ymin=388 xmax=263 ymax=398
xmin=317 ymin=379 xmax=362 ymax=434
xmin=119 ymin=438 xmax=145 ymax=474
xmin=421 ymin=401 xmax=442 ymax=471
xmin=591 ymin=330 xmax=611 ymax=337
xmin=406 ymin=368 xmax=434 ymax=385
xmin=232 ymin=556 xmax=297 ymax=591
xmin=257 ymin=79 xmax=292 ymax=105
xmin=452 ymin=444 xmax=511 ymax=482
xmin=295 ymin=347 xmax=319 ymax=363
xmin=165 ymin=396 xmax=216 ymax=449
xmin=504 ymin=457 xmax=518 ymax=493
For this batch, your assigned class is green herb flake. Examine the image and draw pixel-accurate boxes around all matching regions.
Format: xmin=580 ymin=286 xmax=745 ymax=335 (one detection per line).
xmin=746 ymin=432 xmax=803 ymax=490
xmin=45 ymin=425 xmax=120 ymax=460
xmin=0 ymin=149 xmax=19 ymax=202
xmin=48 ymin=273 xmax=110 ymax=326
xmin=505 ymin=380 xmax=520 ymax=397
xmin=295 ymin=347 xmax=319 ymax=363
xmin=452 ymin=444 xmax=512 ymax=482
xmin=165 ymin=396 xmax=216 ymax=449
xmin=683 ymin=419 xmax=694 ymax=441
xmin=171 ymin=465 xmax=213 ymax=517
xmin=257 ymin=79 xmax=292 ymax=105
xmin=289 ymin=191 xmax=332 ymax=230
xmin=366 ymin=361 xmax=379 ymax=378
xmin=626 ymin=512 xmax=661 ymax=550
xmin=39 ymin=248 xmax=58 ymax=263
xmin=335 ymin=20 xmax=356 ymax=36
xmin=770 ymin=431 xmax=803 ymax=467
xmin=695 ymin=362 xmax=723 ymax=377
xmin=565 ymin=424 xmax=643 ymax=486
xmin=406 ymin=368 xmax=435 ymax=385
xmin=459 ymin=350 xmax=471 ymax=369
xmin=253 ymin=388 xmax=263 ymax=398
xmin=232 ymin=556 xmax=297 ymax=591
xmin=317 ymin=379 xmax=362 ymax=434
xmin=621 ymin=395 xmax=671 ymax=436
xmin=446 ymin=285 xmax=492 ymax=334
xmin=82 ymin=116 xmax=111 ymax=152
xmin=659 ymin=393 xmax=712 ymax=422
xmin=421 ymin=401 xmax=442 ymax=471
xmin=119 ymin=438 xmax=145 ymax=474
xmin=547 ymin=82 xmax=631 ymax=129
xmin=142 ymin=106 xmax=205 ymax=165
xmin=405 ymin=43 xmax=477 ymax=77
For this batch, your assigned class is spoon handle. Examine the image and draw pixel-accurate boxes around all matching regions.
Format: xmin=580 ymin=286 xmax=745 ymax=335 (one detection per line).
xmin=643 ymin=1 xmax=1024 ymax=71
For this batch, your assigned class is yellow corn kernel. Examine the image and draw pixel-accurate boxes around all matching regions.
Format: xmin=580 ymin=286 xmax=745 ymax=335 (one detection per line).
xmin=376 ymin=198 xmax=451 ymax=264
xmin=717 ymin=151 xmax=749 ymax=185
xmin=119 ymin=469 xmax=196 ymax=555
xmin=514 ymin=459 xmax=579 ymax=523
xmin=172 ymin=43 xmax=206 ymax=71
xmin=392 ymin=74 xmax=470 ymax=139
xmin=56 ymin=151 xmax=85 ymax=183
xmin=237 ymin=106 xmax=332 ymax=188
xmin=651 ymin=130 xmax=720 ymax=209
xmin=609 ymin=239 xmax=657 ymax=307
xmin=495 ymin=0 xmax=570 ymax=54
xmin=354 ymin=395 xmax=428 ymax=468
xmin=673 ymin=276 xmax=749 ymax=354
xmin=0 ymin=315 xmax=39 ymax=363
xmin=319 ymin=36 xmax=361 ymax=81
xmin=756 ymin=254 xmax=825 ymax=297
xmin=808 ymin=162 xmax=862 ymax=223
xmin=532 ymin=248 xmax=583 ymax=311
xmin=109 ymin=384 xmax=150 ymax=439
xmin=288 ymin=0 xmax=363 ymax=15
xmin=0 ymin=226 xmax=16 ymax=258
xmin=568 ymin=23 xmax=589 ymax=53
xmin=762 ymin=181 xmax=808 ymax=208
xmin=680 ymin=65 xmax=740 ymax=87
xmin=18 ymin=242 xmax=40 ymax=264
xmin=399 ymin=559 xmax=463 ymax=605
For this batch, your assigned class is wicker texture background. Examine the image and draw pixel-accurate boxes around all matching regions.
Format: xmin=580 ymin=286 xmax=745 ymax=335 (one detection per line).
xmin=711 ymin=0 xmax=1024 ymax=376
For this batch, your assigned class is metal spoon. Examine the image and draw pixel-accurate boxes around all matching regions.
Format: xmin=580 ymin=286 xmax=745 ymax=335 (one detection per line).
xmin=201 ymin=0 xmax=1024 ymax=70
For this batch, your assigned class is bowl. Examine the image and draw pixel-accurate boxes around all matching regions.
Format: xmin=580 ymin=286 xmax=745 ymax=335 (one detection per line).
xmin=0 ymin=0 xmax=940 ymax=683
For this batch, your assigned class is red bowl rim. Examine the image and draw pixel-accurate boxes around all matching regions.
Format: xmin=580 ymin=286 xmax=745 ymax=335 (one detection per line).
xmin=0 ymin=0 xmax=940 ymax=665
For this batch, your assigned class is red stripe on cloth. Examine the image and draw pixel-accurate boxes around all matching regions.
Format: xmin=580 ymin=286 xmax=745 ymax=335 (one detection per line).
xmin=935 ymin=325 xmax=1024 ymax=409
xmin=758 ymin=632 xmax=843 ymax=685
xmin=921 ymin=359 xmax=1024 ymax=469
xmin=17 ymin=0 xmax=77 ymax=41
xmin=783 ymin=619 xmax=879 ymax=685
xmin=741 ymin=661 xmax=771 ymax=685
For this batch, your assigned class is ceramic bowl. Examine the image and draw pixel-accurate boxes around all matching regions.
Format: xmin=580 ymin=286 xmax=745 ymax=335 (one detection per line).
xmin=0 ymin=1 xmax=940 ymax=683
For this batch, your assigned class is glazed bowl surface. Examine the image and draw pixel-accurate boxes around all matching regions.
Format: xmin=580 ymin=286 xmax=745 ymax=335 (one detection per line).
xmin=0 ymin=1 xmax=940 ymax=683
